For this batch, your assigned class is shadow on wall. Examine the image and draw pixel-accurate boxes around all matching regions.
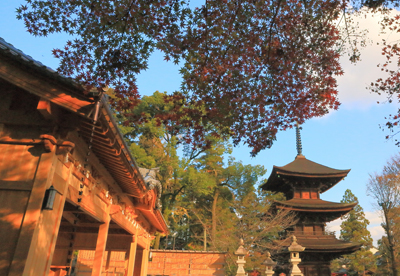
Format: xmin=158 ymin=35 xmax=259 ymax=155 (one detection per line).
xmin=0 ymin=143 xmax=44 ymax=275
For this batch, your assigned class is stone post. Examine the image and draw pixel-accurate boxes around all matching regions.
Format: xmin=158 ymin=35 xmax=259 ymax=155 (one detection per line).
xmin=235 ymin=239 xmax=247 ymax=276
xmin=288 ymin=236 xmax=305 ymax=276
xmin=262 ymin=252 xmax=276 ymax=276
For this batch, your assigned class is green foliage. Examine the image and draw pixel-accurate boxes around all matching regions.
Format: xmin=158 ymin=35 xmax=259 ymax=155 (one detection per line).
xmin=332 ymin=189 xmax=376 ymax=275
xmin=115 ymin=92 xmax=296 ymax=271
xmin=340 ymin=190 xmax=374 ymax=248
xmin=375 ymin=236 xmax=394 ymax=276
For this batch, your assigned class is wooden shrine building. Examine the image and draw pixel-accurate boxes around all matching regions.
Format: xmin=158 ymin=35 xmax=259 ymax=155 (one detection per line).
xmin=260 ymin=126 xmax=360 ymax=276
xmin=0 ymin=37 xmax=168 ymax=276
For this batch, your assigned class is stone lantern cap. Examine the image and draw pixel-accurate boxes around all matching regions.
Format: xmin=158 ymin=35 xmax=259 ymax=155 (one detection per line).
xmin=262 ymin=252 xmax=276 ymax=266
xmin=235 ymin=239 xmax=248 ymax=256
xmin=288 ymin=236 xmax=305 ymax=252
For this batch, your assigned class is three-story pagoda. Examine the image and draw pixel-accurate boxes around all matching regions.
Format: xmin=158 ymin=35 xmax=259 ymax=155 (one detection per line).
xmin=261 ymin=126 xmax=360 ymax=276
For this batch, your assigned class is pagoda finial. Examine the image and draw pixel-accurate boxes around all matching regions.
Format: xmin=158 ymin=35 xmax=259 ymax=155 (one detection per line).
xmin=296 ymin=122 xmax=304 ymax=157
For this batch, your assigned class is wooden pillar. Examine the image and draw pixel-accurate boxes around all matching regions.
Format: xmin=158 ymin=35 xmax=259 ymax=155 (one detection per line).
xmin=91 ymin=214 xmax=111 ymax=276
xmin=105 ymin=250 xmax=112 ymax=275
xmin=8 ymin=148 xmax=58 ymax=276
xmin=25 ymin=158 xmax=73 ymax=276
xmin=140 ymin=239 xmax=150 ymax=276
xmin=127 ymin=228 xmax=139 ymax=276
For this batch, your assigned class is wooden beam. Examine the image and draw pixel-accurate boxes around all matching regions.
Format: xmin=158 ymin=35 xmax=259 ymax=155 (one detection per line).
xmin=91 ymin=214 xmax=110 ymax=276
xmin=62 ymin=211 xmax=79 ymax=226
xmin=37 ymin=98 xmax=53 ymax=121
xmin=0 ymin=109 xmax=51 ymax=126
xmin=60 ymin=221 xmax=123 ymax=229
xmin=59 ymin=224 xmax=130 ymax=235
xmin=0 ymin=180 xmax=33 ymax=191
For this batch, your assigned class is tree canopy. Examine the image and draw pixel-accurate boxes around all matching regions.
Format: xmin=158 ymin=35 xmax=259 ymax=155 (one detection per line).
xmin=16 ymin=0 xmax=349 ymax=155
xmin=120 ymin=92 xmax=296 ymax=274
xmin=331 ymin=189 xmax=376 ymax=276
xmin=367 ymin=155 xmax=400 ymax=276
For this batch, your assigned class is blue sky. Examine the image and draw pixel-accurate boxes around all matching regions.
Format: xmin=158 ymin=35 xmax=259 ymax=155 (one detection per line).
xmin=1 ymin=2 xmax=399 ymax=244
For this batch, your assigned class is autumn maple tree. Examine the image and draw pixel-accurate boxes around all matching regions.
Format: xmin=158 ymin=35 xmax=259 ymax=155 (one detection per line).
xmin=17 ymin=0 xmax=347 ymax=155
xmin=367 ymin=155 xmax=400 ymax=276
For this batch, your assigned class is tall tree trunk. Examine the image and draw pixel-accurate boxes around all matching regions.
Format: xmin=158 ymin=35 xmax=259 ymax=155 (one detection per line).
xmin=153 ymin=233 xmax=161 ymax=249
xmin=211 ymin=188 xmax=220 ymax=249
xmin=383 ymin=207 xmax=398 ymax=276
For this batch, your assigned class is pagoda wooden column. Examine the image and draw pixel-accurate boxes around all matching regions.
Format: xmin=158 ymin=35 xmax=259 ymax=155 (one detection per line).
xmin=127 ymin=228 xmax=139 ymax=276
xmin=91 ymin=213 xmax=111 ymax=276
xmin=7 ymin=147 xmax=58 ymax=276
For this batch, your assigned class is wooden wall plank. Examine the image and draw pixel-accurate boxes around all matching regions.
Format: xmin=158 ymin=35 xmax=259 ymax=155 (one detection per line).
xmin=0 ymin=144 xmax=41 ymax=276
xmin=0 ymin=190 xmax=30 ymax=276
xmin=8 ymin=149 xmax=57 ymax=276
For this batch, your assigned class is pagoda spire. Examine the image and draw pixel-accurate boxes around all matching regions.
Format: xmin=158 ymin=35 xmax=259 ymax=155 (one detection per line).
xmin=296 ymin=122 xmax=304 ymax=157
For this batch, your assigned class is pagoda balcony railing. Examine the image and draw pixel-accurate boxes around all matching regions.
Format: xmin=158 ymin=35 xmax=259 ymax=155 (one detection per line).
xmin=285 ymin=231 xmax=337 ymax=238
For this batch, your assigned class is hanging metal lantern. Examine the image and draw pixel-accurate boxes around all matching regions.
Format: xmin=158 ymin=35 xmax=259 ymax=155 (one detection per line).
xmin=42 ymin=185 xmax=59 ymax=210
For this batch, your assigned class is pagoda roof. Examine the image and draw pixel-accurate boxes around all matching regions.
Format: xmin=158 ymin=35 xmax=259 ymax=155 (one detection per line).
xmin=278 ymin=235 xmax=361 ymax=254
xmin=260 ymin=155 xmax=350 ymax=195
xmin=274 ymin=198 xmax=357 ymax=211
xmin=273 ymin=155 xmax=350 ymax=177
xmin=273 ymin=199 xmax=357 ymax=222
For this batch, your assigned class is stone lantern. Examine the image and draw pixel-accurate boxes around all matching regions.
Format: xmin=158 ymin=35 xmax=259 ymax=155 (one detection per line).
xmin=288 ymin=236 xmax=305 ymax=276
xmin=262 ymin=251 xmax=276 ymax=276
xmin=235 ymin=238 xmax=247 ymax=276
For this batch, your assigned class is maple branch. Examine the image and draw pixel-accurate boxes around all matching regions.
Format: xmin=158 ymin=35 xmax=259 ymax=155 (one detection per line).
xmin=266 ymin=0 xmax=283 ymax=63
xmin=210 ymin=1 xmax=241 ymax=87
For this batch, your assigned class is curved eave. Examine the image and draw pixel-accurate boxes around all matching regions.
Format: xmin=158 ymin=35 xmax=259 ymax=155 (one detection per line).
xmin=137 ymin=208 xmax=168 ymax=234
xmin=299 ymin=239 xmax=361 ymax=254
xmin=260 ymin=168 xmax=349 ymax=195
xmin=274 ymin=166 xmax=350 ymax=179
xmin=278 ymin=237 xmax=361 ymax=254
xmin=78 ymin=96 xmax=149 ymax=198
xmin=274 ymin=199 xmax=357 ymax=212
xmin=275 ymin=156 xmax=351 ymax=176
xmin=260 ymin=156 xmax=350 ymax=193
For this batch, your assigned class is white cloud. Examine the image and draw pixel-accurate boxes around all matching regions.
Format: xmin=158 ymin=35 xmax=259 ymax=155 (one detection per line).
xmin=325 ymin=210 xmax=384 ymax=246
xmin=365 ymin=210 xmax=383 ymax=225
xmin=337 ymin=9 xmax=400 ymax=109
xmin=365 ymin=210 xmax=385 ymax=246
